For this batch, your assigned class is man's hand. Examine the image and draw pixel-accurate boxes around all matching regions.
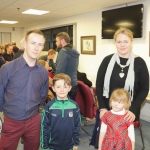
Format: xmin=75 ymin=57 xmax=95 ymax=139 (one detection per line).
xmin=124 ymin=110 xmax=135 ymax=122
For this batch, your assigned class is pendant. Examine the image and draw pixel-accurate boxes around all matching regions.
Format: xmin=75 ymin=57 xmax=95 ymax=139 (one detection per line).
xmin=119 ymin=72 xmax=124 ymax=78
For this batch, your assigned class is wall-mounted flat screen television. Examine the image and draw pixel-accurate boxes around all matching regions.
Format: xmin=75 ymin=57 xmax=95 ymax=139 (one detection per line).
xmin=102 ymin=4 xmax=144 ymax=39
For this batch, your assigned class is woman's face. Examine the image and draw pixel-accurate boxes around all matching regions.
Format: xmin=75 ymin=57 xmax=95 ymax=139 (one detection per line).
xmin=115 ymin=33 xmax=132 ymax=58
xmin=0 ymin=48 xmax=4 ymax=54
xmin=6 ymin=46 xmax=13 ymax=54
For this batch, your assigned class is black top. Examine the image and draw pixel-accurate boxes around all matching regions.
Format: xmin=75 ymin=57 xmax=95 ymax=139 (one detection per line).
xmin=2 ymin=53 xmax=13 ymax=62
xmin=0 ymin=54 xmax=5 ymax=68
xmin=77 ymin=71 xmax=92 ymax=87
xmin=13 ymin=49 xmax=24 ymax=60
xmin=96 ymin=54 xmax=149 ymax=120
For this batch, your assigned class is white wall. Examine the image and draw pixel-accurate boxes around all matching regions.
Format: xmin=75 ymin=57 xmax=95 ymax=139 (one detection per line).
xmin=23 ymin=1 xmax=150 ymax=86
xmin=0 ymin=27 xmax=23 ymax=48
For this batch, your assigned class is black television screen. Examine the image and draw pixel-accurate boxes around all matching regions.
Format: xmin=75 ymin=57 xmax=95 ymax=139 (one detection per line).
xmin=102 ymin=4 xmax=144 ymax=39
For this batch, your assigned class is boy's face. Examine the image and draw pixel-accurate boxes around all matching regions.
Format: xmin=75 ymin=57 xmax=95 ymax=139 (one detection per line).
xmin=52 ymin=79 xmax=71 ymax=100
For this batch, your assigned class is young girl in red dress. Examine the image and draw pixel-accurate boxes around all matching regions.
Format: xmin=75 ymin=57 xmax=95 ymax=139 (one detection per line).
xmin=98 ymin=88 xmax=135 ymax=150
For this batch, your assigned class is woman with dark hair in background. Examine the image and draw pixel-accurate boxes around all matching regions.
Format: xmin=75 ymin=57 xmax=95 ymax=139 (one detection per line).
xmin=0 ymin=44 xmax=5 ymax=67
xmin=2 ymin=44 xmax=13 ymax=62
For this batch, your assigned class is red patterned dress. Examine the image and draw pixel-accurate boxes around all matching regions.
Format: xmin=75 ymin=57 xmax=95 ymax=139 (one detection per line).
xmin=101 ymin=111 xmax=132 ymax=150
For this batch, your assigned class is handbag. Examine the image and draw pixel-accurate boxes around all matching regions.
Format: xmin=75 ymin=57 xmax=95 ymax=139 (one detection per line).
xmin=89 ymin=109 xmax=100 ymax=149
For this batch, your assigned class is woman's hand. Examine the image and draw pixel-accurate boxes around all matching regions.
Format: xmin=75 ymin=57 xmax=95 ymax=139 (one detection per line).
xmin=124 ymin=110 xmax=135 ymax=122
xmin=100 ymin=109 xmax=108 ymax=119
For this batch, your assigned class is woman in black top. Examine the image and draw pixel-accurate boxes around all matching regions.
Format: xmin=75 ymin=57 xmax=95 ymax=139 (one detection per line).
xmin=96 ymin=27 xmax=149 ymax=122
xmin=0 ymin=44 xmax=5 ymax=68
xmin=2 ymin=44 xmax=13 ymax=62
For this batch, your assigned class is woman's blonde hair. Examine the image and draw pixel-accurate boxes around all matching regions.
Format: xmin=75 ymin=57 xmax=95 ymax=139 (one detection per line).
xmin=0 ymin=44 xmax=4 ymax=49
xmin=113 ymin=27 xmax=133 ymax=41
xmin=109 ymin=88 xmax=131 ymax=110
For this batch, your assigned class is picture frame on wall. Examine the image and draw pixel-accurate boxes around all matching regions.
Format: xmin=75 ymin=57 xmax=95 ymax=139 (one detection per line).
xmin=81 ymin=36 xmax=96 ymax=55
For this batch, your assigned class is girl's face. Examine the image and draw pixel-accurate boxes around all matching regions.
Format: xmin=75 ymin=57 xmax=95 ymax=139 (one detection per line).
xmin=111 ymin=100 xmax=125 ymax=112
xmin=115 ymin=33 xmax=132 ymax=58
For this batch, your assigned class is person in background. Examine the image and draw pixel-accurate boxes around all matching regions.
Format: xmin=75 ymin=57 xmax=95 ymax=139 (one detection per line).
xmin=0 ymin=29 xmax=49 ymax=150
xmin=12 ymin=41 xmax=19 ymax=54
xmin=40 ymin=73 xmax=80 ymax=150
xmin=38 ymin=59 xmax=55 ymax=101
xmin=77 ymin=70 xmax=92 ymax=87
xmin=0 ymin=44 xmax=5 ymax=68
xmin=55 ymin=32 xmax=80 ymax=100
xmin=90 ymin=27 xmax=149 ymax=148
xmin=38 ymin=49 xmax=56 ymax=73
xmin=98 ymin=88 xmax=135 ymax=150
xmin=2 ymin=44 xmax=13 ymax=62
xmin=13 ymin=37 xmax=25 ymax=60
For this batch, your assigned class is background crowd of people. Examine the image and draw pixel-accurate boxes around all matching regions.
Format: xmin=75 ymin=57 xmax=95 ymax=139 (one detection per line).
xmin=0 ymin=27 xmax=149 ymax=150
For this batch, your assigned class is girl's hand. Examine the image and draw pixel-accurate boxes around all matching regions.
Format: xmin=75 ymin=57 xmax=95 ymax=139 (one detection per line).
xmin=73 ymin=146 xmax=78 ymax=150
xmin=124 ymin=110 xmax=135 ymax=122
xmin=100 ymin=109 xmax=108 ymax=119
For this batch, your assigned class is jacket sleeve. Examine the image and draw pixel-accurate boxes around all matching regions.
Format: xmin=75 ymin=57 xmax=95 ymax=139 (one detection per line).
xmin=55 ymin=50 xmax=68 ymax=74
xmin=73 ymin=104 xmax=81 ymax=146
xmin=40 ymin=105 xmax=51 ymax=149
xmin=0 ymin=65 xmax=8 ymax=111
xmin=130 ymin=58 xmax=149 ymax=115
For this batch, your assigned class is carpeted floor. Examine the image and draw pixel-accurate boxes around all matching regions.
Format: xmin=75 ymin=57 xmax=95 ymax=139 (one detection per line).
xmin=0 ymin=112 xmax=149 ymax=150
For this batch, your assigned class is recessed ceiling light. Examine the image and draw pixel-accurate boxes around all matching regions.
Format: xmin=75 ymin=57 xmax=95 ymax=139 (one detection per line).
xmin=22 ymin=9 xmax=49 ymax=15
xmin=0 ymin=20 xmax=18 ymax=24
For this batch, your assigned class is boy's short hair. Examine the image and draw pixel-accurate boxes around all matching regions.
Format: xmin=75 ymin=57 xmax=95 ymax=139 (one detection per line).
xmin=56 ymin=32 xmax=70 ymax=43
xmin=53 ymin=73 xmax=71 ymax=86
xmin=109 ymin=88 xmax=131 ymax=110
xmin=25 ymin=29 xmax=45 ymax=41
xmin=48 ymin=49 xmax=56 ymax=55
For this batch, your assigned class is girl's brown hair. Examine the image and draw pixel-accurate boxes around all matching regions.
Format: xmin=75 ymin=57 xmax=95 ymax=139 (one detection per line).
xmin=109 ymin=88 xmax=131 ymax=110
xmin=48 ymin=49 xmax=56 ymax=55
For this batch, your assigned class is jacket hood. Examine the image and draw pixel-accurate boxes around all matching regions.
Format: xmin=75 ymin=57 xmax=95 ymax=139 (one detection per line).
xmin=62 ymin=44 xmax=80 ymax=58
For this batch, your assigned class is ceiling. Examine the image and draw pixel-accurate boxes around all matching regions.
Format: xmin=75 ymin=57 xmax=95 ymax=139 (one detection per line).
xmin=0 ymin=0 xmax=146 ymax=28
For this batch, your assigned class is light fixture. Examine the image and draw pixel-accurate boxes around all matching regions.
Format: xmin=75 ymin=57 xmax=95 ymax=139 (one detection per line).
xmin=0 ymin=20 xmax=18 ymax=24
xmin=22 ymin=9 xmax=49 ymax=15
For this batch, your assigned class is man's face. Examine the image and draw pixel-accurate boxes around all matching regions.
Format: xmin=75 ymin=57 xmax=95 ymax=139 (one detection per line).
xmin=55 ymin=37 xmax=62 ymax=49
xmin=24 ymin=33 xmax=45 ymax=60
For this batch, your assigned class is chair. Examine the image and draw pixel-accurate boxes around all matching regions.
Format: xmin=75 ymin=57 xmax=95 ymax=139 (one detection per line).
xmin=75 ymin=81 xmax=98 ymax=136
xmin=134 ymin=120 xmax=145 ymax=150
xmin=75 ymin=81 xmax=97 ymax=120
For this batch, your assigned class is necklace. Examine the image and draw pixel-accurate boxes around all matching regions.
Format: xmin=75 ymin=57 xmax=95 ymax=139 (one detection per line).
xmin=118 ymin=64 xmax=127 ymax=78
